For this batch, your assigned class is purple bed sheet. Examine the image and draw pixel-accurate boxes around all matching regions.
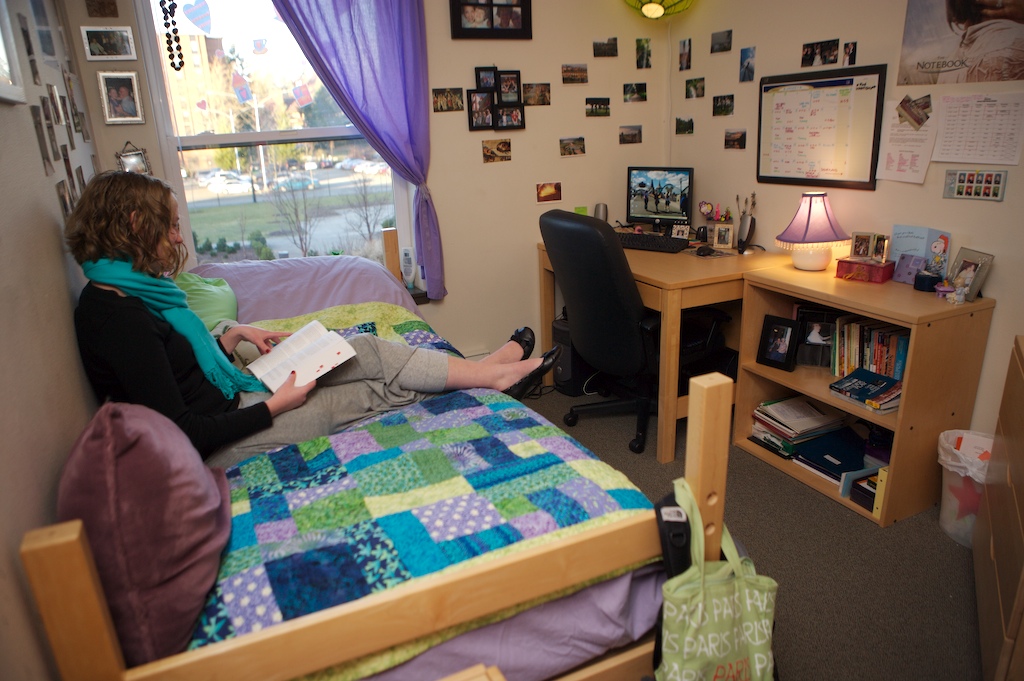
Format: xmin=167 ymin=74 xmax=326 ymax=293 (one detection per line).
xmin=364 ymin=564 xmax=665 ymax=681
xmin=190 ymin=255 xmax=420 ymax=323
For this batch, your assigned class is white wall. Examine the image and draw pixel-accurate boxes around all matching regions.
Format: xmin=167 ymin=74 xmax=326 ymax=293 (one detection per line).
xmin=2 ymin=0 xmax=1020 ymax=678
xmin=419 ymin=0 xmax=1022 ymax=436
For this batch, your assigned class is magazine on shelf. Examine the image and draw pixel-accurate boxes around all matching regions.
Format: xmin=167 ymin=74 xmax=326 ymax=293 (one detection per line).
xmin=756 ymin=395 xmax=846 ymax=436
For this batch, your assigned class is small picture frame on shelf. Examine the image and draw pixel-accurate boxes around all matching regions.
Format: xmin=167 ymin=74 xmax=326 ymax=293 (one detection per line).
xmin=757 ymin=315 xmax=799 ymax=371
xmin=467 ymin=89 xmax=495 ymax=130
xmin=713 ymin=223 xmax=735 ymax=249
xmin=871 ymin=234 xmax=890 ymax=262
xmin=947 ymin=247 xmax=993 ymax=302
xmin=497 ymin=70 xmax=522 ymax=104
xmin=850 ymin=232 xmax=873 ymax=259
xmin=475 ymin=66 xmax=497 ymax=90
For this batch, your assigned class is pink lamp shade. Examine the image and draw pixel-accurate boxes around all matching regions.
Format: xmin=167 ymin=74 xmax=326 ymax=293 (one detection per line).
xmin=775 ymin=192 xmax=850 ymax=270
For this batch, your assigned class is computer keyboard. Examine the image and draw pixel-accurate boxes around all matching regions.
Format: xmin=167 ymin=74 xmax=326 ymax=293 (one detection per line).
xmin=617 ymin=231 xmax=691 ymax=253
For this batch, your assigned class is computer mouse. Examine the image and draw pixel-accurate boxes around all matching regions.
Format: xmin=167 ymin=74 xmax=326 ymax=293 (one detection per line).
xmin=696 ymin=245 xmax=716 ymax=256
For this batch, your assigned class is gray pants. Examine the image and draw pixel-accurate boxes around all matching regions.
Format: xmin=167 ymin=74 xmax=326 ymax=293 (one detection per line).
xmin=206 ymin=334 xmax=449 ymax=468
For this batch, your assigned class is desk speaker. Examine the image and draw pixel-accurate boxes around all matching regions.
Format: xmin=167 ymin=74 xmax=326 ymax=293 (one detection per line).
xmin=552 ymin=319 xmax=595 ymax=397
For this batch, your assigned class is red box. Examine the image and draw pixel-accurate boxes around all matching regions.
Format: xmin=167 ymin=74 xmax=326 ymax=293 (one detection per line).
xmin=836 ymin=258 xmax=895 ymax=283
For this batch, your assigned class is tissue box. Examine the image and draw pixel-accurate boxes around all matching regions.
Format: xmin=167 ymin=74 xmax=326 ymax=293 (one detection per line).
xmin=836 ymin=258 xmax=895 ymax=283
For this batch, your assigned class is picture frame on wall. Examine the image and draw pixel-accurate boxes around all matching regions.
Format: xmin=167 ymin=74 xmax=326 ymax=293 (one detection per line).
xmin=497 ymin=70 xmax=522 ymax=104
xmin=475 ymin=66 xmax=497 ymax=90
xmin=97 ymin=71 xmax=144 ymax=124
xmin=467 ymin=89 xmax=495 ymax=131
xmin=947 ymin=247 xmax=994 ymax=302
xmin=494 ymin=105 xmax=525 ymax=130
xmin=0 ymin=1 xmax=27 ymax=104
xmin=756 ymin=315 xmax=799 ymax=372
xmin=81 ymin=26 xmax=137 ymax=60
xmin=115 ymin=141 xmax=150 ymax=174
xmin=450 ymin=0 xmax=532 ymax=40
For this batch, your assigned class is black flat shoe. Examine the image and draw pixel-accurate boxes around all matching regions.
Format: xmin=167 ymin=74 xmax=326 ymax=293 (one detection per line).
xmin=510 ymin=326 xmax=535 ymax=360
xmin=504 ymin=345 xmax=561 ymax=400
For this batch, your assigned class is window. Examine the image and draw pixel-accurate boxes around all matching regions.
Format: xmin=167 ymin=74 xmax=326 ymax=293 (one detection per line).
xmin=140 ymin=0 xmax=397 ymax=264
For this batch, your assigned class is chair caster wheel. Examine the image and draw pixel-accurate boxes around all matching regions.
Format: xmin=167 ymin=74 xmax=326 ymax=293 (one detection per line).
xmin=629 ymin=438 xmax=645 ymax=453
xmin=564 ymin=413 xmax=579 ymax=427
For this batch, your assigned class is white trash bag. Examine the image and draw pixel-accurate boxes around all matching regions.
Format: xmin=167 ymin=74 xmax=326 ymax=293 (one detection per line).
xmin=937 ymin=430 xmax=992 ymax=548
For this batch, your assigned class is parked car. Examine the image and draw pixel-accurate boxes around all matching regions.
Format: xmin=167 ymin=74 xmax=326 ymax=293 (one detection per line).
xmin=274 ymin=174 xmax=322 ymax=191
xmin=209 ymin=178 xmax=256 ymax=195
xmin=334 ymin=157 xmax=363 ymax=170
xmin=198 ymin=170 xmax=243 ymax=187
xmin=353 ymin=161 xmax=390 ymax=175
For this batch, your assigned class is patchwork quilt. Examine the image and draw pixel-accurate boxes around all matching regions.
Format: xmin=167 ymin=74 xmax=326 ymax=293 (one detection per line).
xmin=188 ymin=306 xmax=654 ymax=660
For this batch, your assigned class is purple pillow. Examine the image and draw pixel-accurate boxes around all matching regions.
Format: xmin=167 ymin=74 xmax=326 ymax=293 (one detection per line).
xmin=56 ymin=402 xmax=231 ymax=666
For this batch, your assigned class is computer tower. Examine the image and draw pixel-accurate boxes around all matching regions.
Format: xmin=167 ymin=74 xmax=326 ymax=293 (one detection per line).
xmin=552 ymin=319 xmax=595 ymax=397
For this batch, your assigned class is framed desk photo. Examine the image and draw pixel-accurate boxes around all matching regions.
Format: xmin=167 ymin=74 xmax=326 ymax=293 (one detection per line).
xmin=450 ymin=1 xmax=532 ymax=40
xmin=757 ymin=64 xmax=886 ymax=191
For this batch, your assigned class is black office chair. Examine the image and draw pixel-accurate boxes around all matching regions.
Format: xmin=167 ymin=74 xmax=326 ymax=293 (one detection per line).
xmin=540 ymin=209 xmax=731 ymax=453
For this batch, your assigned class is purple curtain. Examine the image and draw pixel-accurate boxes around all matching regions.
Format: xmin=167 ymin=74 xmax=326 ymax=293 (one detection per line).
xmin=271 ymin=0 xmax=446 ymax=299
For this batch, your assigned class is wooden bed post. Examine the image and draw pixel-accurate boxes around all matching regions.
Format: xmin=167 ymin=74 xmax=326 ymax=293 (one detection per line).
xmin=381 ymin=227 xmax=401 ymax=282
xmin=684 ymin=372 xmax=733 ymax=562
xmin=20 ymin=520 xmax=126 ymax=681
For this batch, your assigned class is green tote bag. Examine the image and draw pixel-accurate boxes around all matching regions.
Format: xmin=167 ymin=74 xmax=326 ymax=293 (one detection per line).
xmin=656 ymin=478 xmax=778 ymax=681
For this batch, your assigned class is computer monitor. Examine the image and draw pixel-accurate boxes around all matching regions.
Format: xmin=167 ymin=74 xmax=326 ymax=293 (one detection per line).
xmin=626 ymin=166 xmax=693 ymax=231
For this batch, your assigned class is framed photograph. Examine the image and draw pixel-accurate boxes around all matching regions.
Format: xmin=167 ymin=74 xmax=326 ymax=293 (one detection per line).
xmin=947 ymin=247 xmax=994 ymax=302
xmin=870 ymin=234 xmax=890 ymax=262
xmin=713 ymin=223 xmax=735 ymax=249
xmin=494 ymin=104 xmax=525 ymax=130
xmin=496 ymin=70 xmax=521 ymax=104
xmin=475 ymin=66 xmax=497 ymax=90
xmin=81 ymin=26 xmax=137 ymax=60
xmin=115 ymin=142 xmax=150 ymax=174
xmin=467 ymin=89 xmax=495 ymax=131
xmin=850 ymin=232 xmax=873 ymax=259
xmin=756 ymin=315 xmax=798 ymax=372
xmin=0 ymin=1 xmax=27 ymax=104
xmin=450 ymin=0 xmax=532 ymax=40
xmin=97 ymin=71 xmax=143 ymax=124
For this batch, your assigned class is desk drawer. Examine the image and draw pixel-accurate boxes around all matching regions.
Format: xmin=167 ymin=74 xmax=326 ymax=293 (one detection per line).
xmin=975 ymin=489 xmax=1007 ymax=680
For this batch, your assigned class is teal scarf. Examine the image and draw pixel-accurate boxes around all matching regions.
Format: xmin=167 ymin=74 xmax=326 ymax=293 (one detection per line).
xmin=82 ymin=259 xmax=267 ymax=398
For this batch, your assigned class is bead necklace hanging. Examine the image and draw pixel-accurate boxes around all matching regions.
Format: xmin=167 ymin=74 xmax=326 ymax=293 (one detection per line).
xmin=160 ymin=0 xmax=184 ymax=71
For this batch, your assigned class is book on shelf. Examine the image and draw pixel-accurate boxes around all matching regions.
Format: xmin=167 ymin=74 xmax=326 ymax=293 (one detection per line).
xmin=829 ymin=368 xmax=902 ymax=407
xmin=750 ymin=422 xmax=798 ymax=458
xmin=246 ymin=320 xmax=356 ymax=392
xmin=791 ymin=426 xmax=870 ymax=482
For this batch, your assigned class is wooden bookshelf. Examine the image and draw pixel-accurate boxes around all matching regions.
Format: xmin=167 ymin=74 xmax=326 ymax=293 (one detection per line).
xmin=734 ymin=264 xmax=995 ymax=527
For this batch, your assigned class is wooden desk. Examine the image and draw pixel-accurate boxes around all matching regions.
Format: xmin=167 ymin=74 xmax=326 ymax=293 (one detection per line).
xmin=538 ymin=244 xmax=789 ymax=463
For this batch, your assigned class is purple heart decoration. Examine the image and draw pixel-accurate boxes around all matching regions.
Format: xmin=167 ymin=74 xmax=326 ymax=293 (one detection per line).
xmin=182 ymin=0 xmax=212 ymax=34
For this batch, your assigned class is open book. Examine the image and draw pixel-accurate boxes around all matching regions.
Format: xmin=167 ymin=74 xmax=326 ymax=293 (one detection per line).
xmin=246 ymin=320 xmax=356 ymax=392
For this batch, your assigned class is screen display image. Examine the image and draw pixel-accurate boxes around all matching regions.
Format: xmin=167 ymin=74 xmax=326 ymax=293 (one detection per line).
xmin=627 ymin=166 xmax=693 ymax=227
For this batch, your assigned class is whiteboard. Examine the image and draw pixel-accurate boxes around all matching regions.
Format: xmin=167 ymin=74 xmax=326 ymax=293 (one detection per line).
xmin=757 ymin=65 xmax=887 ymax=191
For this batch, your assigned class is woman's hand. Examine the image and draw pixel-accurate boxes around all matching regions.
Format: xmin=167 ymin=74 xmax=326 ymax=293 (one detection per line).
xmin=219 ymin=324 xmax=290 ymax=355
xmin=263 ymin=372 xmax=316 ymax=416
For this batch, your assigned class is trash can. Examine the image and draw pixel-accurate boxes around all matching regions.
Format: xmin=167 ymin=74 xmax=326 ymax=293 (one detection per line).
xmin=937 ymin=430 xmax=993 ymax=548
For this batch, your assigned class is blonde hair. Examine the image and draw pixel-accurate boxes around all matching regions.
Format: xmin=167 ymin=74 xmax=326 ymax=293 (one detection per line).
xmin=65 ymin=171 xmax=187 ymax=276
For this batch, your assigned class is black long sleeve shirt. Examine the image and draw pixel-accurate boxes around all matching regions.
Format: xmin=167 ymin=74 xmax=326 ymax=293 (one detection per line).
xmin=74 ymin=284 xmax=272 ymax=457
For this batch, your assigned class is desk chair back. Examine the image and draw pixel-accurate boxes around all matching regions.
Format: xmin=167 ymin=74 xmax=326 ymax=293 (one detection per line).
xmin=540 ymin=210 xmax=648 ymax=378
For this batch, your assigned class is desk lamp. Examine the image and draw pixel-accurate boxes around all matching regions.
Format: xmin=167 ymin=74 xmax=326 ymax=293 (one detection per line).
xmin=775 ymin=192 xmax=850 ymax=271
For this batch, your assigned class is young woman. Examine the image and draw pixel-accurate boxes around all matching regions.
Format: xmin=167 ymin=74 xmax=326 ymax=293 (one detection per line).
xmin=66 ymin=172 xmax=558 ymax=467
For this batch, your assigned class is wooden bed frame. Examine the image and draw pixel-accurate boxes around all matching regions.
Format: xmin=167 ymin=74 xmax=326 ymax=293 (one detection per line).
xmin=21 ymin=374 xmax=735 ymax=681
